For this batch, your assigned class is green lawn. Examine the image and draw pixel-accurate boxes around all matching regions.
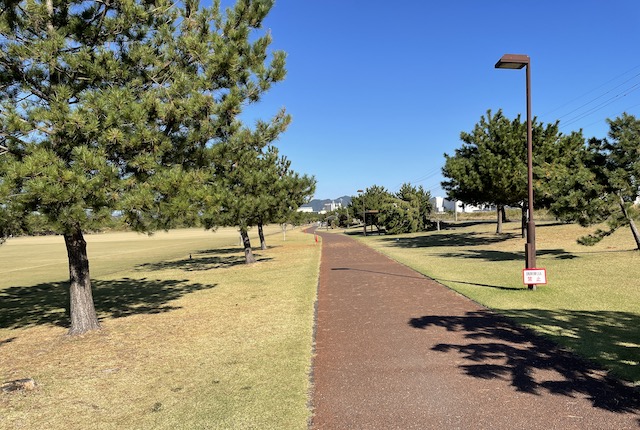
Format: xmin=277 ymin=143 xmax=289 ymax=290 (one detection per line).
xmin=357 ymin=220 xmax=640 ymax=385
xmin=0 ymin=226 xmax=320 ymax=429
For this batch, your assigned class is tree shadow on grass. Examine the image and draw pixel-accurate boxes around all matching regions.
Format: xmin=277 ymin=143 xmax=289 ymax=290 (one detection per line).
xmin=440 ymin=220 xmax=499 ymax=229
xmin=0 ymin=278 xmax=216 ymax=330
xmin=437 ymin=249 xmax=522 ymax=261
xmin=501 ymin=308 xmax=640 ymax=387
xmin=409 ymin=310 xmax=640 ymax=413
xmin=436 ymin=248 xmax=578 ymax=262
xmin=138 ymin=248 xmax=272 ymax=272
xmin=384 ymin=231 xmax=630 ymax=260
xmin=381 ymin=232 xmax=519 ymax=249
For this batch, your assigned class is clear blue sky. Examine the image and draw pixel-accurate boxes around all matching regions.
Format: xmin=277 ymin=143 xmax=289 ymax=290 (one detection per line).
xmin=239 ymin=0 xmax=640 ymax=200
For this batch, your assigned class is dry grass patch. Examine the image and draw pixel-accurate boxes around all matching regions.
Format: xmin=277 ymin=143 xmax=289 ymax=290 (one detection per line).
xmin=360 ymin=220 xmax=640 ymax=385
xmin=0 ymin=227 xmax=320 ymax=429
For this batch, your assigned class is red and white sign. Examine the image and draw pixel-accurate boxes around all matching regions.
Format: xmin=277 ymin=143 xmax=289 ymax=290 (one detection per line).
xmin=523 ymin=268 xmax=547 ymax=285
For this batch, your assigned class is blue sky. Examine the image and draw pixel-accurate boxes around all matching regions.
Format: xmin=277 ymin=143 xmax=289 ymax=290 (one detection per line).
xmin=239 ymin=1 xmax=640 ymax=200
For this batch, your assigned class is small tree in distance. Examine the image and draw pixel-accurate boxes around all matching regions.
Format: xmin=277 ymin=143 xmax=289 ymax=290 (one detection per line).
xmin=254 ymin=149 xmax=315 ymax=250
xmin=204 ymin=109 xmax=314 ymax=264
xmin=349 ymin=184 xmax=431 ymax=234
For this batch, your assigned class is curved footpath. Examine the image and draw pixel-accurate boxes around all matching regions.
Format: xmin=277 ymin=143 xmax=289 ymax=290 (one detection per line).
xmin=309 ymin=230 xmax=640 ymax=429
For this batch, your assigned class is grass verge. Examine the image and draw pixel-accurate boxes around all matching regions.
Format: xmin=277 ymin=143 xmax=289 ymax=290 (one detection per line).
xmin=357 ymin=220 xmax=640 ymax=385
xmin=0 ymin=226 xmax=320 ymax=429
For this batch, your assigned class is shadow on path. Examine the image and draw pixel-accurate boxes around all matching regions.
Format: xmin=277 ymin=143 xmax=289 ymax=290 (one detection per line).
xmin=331 ymin=267 xmax=426 ymax=280
xmin=409 ymin=310 xmax=640 ymax=414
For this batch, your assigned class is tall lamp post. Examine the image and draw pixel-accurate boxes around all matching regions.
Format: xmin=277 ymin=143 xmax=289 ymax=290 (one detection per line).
xmin=357 ymin=189 xmax=366 ymax=236
xmin=495 ymin=53 xmax=536 ymax=290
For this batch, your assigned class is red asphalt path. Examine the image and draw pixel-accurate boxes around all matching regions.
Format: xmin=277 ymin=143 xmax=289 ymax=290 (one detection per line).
xmin=310 ymin=231 xmax=640 ymax=429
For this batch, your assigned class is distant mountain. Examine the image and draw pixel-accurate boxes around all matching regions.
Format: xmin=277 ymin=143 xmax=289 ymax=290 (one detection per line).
xmin=301 ymin=195 xmax=352 ymax=212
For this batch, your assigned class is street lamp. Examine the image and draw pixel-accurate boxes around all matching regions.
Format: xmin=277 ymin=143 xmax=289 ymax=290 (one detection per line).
xmin=357 ymin=189 xmax=366 ymax=236
xmin=495 ymin=53 xmax=536 ymax=290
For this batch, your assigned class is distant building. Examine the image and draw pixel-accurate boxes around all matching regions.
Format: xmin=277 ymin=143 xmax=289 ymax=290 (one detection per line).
xmin=298 ymin=196 xmax=352 ymax=214
xmin=322 ymin=201 xmax=342 ymax=214
xmin=430 ymin=197 xmax=490 ymax=213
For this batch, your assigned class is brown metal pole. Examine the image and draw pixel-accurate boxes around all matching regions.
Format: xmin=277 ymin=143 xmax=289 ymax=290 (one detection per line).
xmin=495 ymin=54 xmax=537 ymax=290
xmin=357 ymin=190 xmax=366 ymax=236
xmin=525 ymin=60 xmax=536 ymax=290
xmin=363 ymin=199 xmax=366 ymax=236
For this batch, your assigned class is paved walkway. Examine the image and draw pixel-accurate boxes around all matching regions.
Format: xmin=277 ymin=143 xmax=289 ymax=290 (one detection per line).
xmin=310 ymin=231 xmax=640 ymax=429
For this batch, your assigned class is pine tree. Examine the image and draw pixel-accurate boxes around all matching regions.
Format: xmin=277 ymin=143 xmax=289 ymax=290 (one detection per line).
xmin=442 ymin=110 xmax=571 ymax=235
xmin=442 ymin=110 xmax=527 ymax=234
xmin=255 ymin=151 xmax=315 ymax=249
xmin=0 ymin=0 xmax=285 ymax=334
xmin=349 ymin=186 xmax=393 ymax=234
xmin=204 ymin=110 xmax=314 ymax=263
xmin=548 ymin=113 xmax=640 ymax=249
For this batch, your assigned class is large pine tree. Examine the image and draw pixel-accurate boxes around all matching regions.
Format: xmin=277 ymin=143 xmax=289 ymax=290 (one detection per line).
xmin=0 ymin=0 xmax=285 ymax=334
xmin=442 ymin=110 xmax=527 ymax=234
xmin=548 ymin=113 xmax=640 ymax=249
xmin=442 ymin=109 xmax=577 ymax=235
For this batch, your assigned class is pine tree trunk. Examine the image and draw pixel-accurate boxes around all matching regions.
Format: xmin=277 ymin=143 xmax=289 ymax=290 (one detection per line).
xmin=240 ymin=228 xmax=257 ymax=264
xmin=618 ymin=194 xmax=640 ymax=250
xmin=64 ymin=228 xmax=100 ymax=335
xmin=628 ymin=218 xmax=640 ymax=251
xmin=495 ymin=205 xmax=503 ymax=234
xmin=521 ymin=204 xmax=527 ymax=239
xmin=258 ymin=222 xmax=267 ymax=250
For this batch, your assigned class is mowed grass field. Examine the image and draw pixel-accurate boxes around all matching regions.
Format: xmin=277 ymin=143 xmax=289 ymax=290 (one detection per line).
xmin=358 ymin=220 xmax=640 ymax=386
xmin=0 ymin=226 xmax=320 ymax=429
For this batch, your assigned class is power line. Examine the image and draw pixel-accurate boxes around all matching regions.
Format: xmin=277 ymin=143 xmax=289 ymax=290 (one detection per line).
xmin=393 ymin=165 xmax=441 ymax=191
xmin=555 ymin=72 xmax=640 ymax=122
xmin=570 ymin=100 xmax=640 ymax=132
xmin=540 ymin=64 xmax=640 ymax=133
xmin=560 ymin=82 xmax=640 ymax=130
xmin=542 ymin=64 xmax=640 ymax=118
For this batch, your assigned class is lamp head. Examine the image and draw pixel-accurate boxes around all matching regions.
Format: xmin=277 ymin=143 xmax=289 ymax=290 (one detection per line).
xmin=495 ymin=54 xmax=529 ymax=69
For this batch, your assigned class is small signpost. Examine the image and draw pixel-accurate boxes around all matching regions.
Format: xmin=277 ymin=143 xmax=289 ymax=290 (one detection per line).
xmin=523 ymin=268 xmax=547 ymax=286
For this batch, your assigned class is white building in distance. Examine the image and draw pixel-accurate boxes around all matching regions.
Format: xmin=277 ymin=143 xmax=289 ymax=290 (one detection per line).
xmin=321 ymin=201 xmax=342 ymax=214
xmin=430 ymin=197 xmax=491 ymax=213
